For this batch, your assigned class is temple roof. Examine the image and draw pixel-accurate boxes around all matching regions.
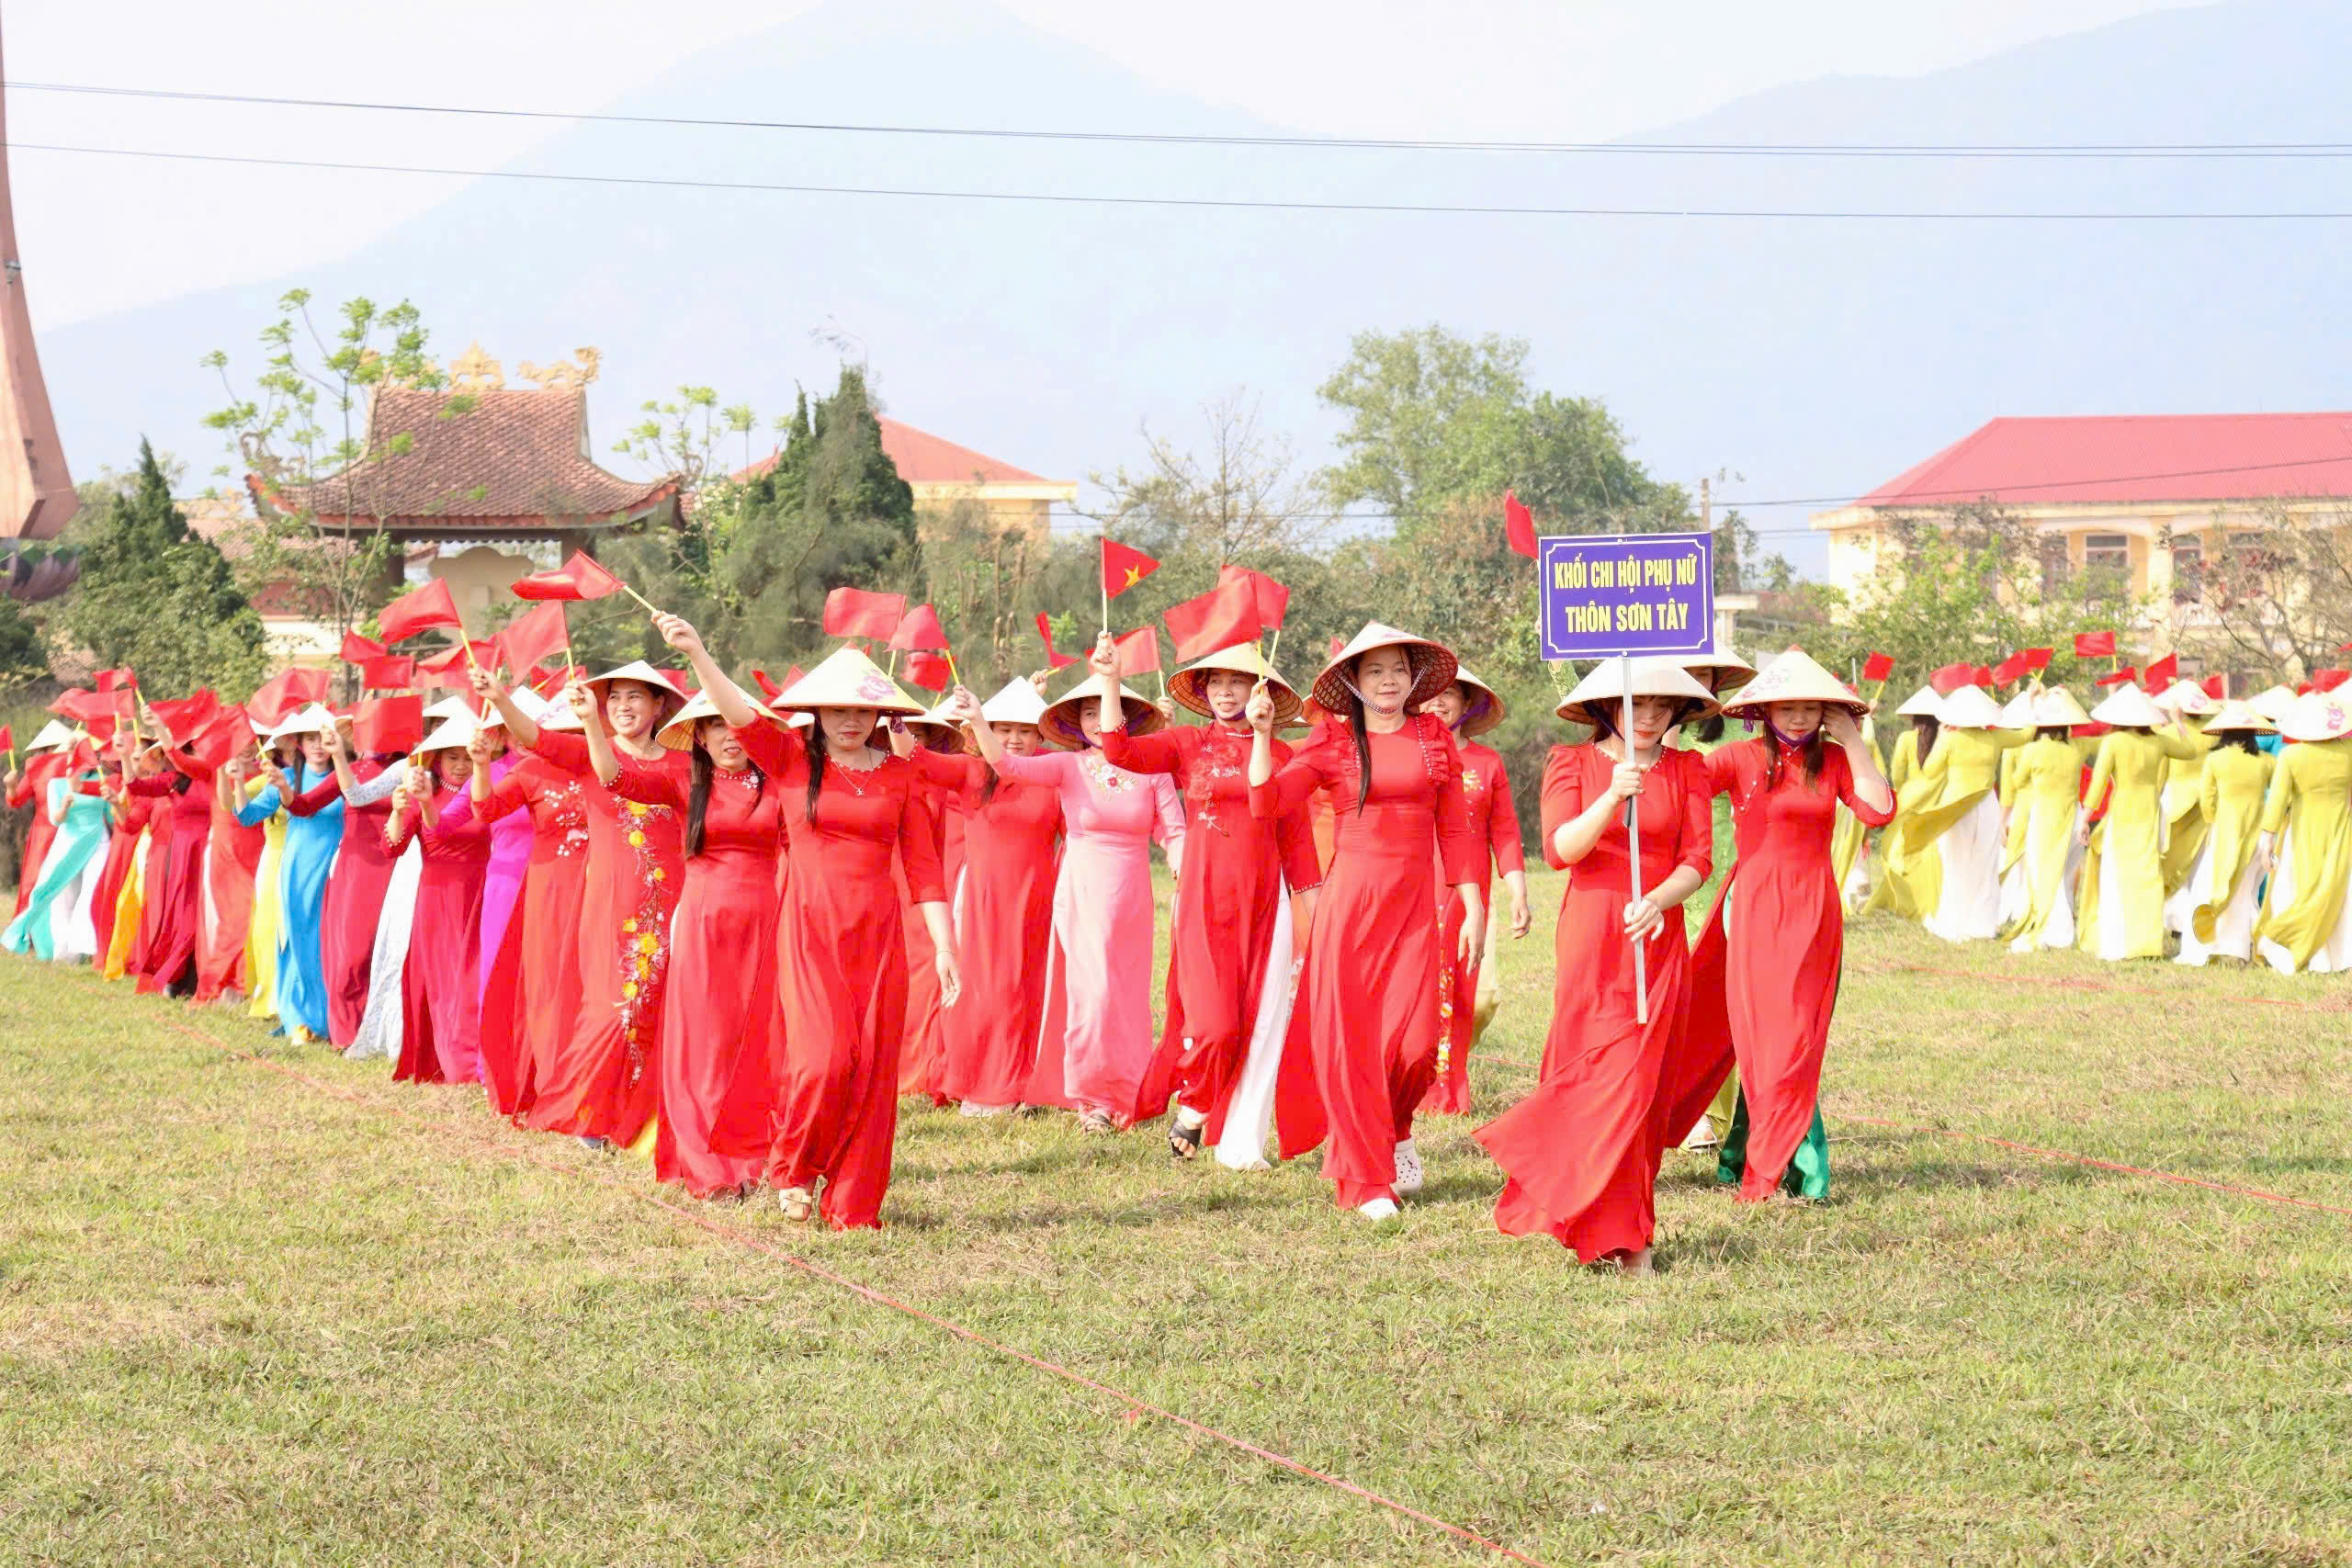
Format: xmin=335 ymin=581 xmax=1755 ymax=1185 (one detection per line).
xmin=250 ymin=387 xmax=680 ymax=533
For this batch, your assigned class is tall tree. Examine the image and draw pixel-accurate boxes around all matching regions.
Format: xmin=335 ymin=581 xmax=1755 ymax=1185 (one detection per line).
xmin=51 ymin=440 xmax=267 ymax=694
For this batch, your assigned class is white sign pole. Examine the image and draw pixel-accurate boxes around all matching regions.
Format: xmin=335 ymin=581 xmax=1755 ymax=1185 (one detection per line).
xmin=1623 ymin=654 xmax=1649 ymax=1025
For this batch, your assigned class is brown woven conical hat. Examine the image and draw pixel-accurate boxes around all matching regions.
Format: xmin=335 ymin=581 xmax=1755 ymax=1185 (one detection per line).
xmin=1680 ymin=635 xmax=1756 ymax=696
xmin=1041 ymin=672 xmax=1167 ymax=750
xmin=655 ymin=692 xmax=782 ymax=750
xmin=773 ymin=646 xmax=925 ymax=717
xmin=1719 ymin=647 xmax=1869 ymax=720
xmin=1166 ymin=640 xmax=1302 ymax=727
xmin=1311 ymin=622 xmax=1456 ymax=714
xmin=903 ymin=696 xmax=969 ymax=756
xmin=1555 ymin=657 xmax=1720 ymax=728
xmin=1446 ymin=666 xmax=1506 ymax=739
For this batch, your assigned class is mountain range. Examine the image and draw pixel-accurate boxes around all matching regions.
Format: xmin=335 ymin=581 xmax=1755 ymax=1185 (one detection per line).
xmin=35 ymin=0 xmax=2352 ymax=575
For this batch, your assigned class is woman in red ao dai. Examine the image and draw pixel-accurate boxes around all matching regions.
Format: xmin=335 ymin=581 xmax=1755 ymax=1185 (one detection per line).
xmin=1475 ymin=659 xmax=1718 ymax=1272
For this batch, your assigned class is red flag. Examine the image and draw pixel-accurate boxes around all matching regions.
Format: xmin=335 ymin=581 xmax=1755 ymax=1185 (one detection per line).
xmin=1861 ymin=652 xmax=1895 ymax=682
xmin=360 ymin=655 xmax=416 ymax=691
xmin=341 ymin=630 xmax=386 ymax=664
xmin=248 ymin=667 xmax=332 ymax=728
xmin=2074 ymin=630 xmax=2118 ymax=659
xmin=1502 ymin=489 xmax=1539 ymax=560
xmin=1990 ymin=654 xmax=2025 ymax=688
xmin=1973 ymin=664 xmax=1994 ymax=688
xmin=417 ymin=639 xmax=496 ymax=677
xmin=0 ymin=724 xmax=11 ymax=753
xmin=822 ymin=586 xmax=906 ymax=641
xmin=1113 ymin=626 xmax=1161 ymax=677
xmin=2095 ymin=667 xmax=2139 ymax=689
xmin=2143 ymin=652 xmax=2179 ymax=690
xmin=497 ymin=602 xmax=570 ymax=673
xmin=1927 ymin=662 xmax=1973 ymax=695
xmin=378 ymin=578 xmax=465 ymax=645
xmin=904 ymin=652 xmax=953 ymax=693
xmin=2200 ymin=673 xmax=2225 ymax=699
xmin=1216 ymin=563 xmax=1291 ymax=630
xmin=1102 ymin=538 xmax=1159 ymax=601
xmin=49 ymin=688 xmax=111 ymax=725
xmin=189 ymin=705 xmax=254 ymax=772
xmin=510 ymin=552 xmax=625 ymax=603
xmin=94 ymin=668 xmax=125 ymax=694
xmin=1161 ymin=576 xmax=1262 ymax=663
xmin=352 ymin=695 xmax=425 ymax=755
xmin=2315 ymin=668 xmax=2351 ymax=694
xmin=752 ymin=670 xmax=785 ymax=702
xmin=2022 ymin=648 xmax=2053 ymax=673
xmin=1035 ymin=613 xmax=1078 ymax=671
xmin=148 ymin=690 xmax=221 ymax=746
xmin=889 ymin=603 xmax=951 ymax=652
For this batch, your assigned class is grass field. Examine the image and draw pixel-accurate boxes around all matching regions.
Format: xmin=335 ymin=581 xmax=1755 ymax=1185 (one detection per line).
xmin=6 ymin=868 xmax=2352 ymax=1566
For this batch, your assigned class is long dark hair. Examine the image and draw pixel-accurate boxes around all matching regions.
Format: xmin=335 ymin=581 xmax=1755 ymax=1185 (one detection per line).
xmin=1911 ymin=714 xmax=1941 ymax=758
xmin=170 ymin=743 xmax=195 ymax=795
xmin=802 ymin=721 xmax=826 ymax=825
xmin=687 ymin=732 xmax=767 ymax=856
xmin=1763 ymin=725 xmax=1826 ymax=791
xmin=1347 ymin=695 xmax=1374 ymax=813
xmin=2035 ymin=726 xmax=2071 ymax=742
xmin=2222 ymin=731 xmax=2261 ymax=754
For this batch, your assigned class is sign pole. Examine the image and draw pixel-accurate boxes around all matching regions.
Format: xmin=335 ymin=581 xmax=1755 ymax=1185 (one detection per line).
xmin=1623 ymin=654 xmax=1649 ymax=1026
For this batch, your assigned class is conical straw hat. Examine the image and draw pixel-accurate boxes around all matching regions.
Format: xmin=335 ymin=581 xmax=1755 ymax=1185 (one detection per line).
xmin=1166 ymin=641 xmax=1303 ymax=727
xmin=1719 ymin=646 xmax=1869 ymax=720
xmin=423 ymin=694 xmax=478 ymax=724
xmin=2248 ymin=683 xmax=2297 ymax=722
xmin=2201 ymin=699 xmax=2275 ymax=735
xmin=2032 ymin=687 xmax=2091 ymax=728
xmin=263 ymin=703 xmax=333 ymax=742
xmin=415 ymin=716 xmax=478 ymax=754
xmin=1310 ymin=622 xmax=1457 ymax=715
xmin=1041 ymin=671 xmax=1167 ymax=750
xmin=1445 ymin=666 xmax=1506 ymax=739
xmin=2087 ymin=683 xmax=2167 ymax=729
xmin=655 ymin=691 xmax=781 ymax=750
xmin=1894 ymin=683 xmax=1943 ymax=718
xmin=2279 ymin=689 xmax=2352 ymax=743
xmin=479 ymin=686 xmax=550 ymax=732
xmin=978 ymin=678 xmax=1048 ymax=728
xmin=1935 ymin=684 xmax=2005 ymax=730
xmin=773 ymin=645 xmax=925 ymax=717
xmin=904 ymin=697 xmax=969 ymax=756
xmin=1679 ymin=635 xmax=1756 ymax=696
xmin=24 ymin=717 xmax=74 ymax=752
xmin=2154 ymin=680 xmax=2218 ymax=716
xmin=1996 ymin=687 xmax=2041 ymax=729
xmin=1555 ymin=656 xmax=1720 ymax=728
xmin=586 ymin=660 xmax=690 ymax=703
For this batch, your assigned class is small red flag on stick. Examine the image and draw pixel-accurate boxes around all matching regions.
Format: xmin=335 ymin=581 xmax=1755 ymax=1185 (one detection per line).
xmin=511 ymin=552 xmax=626 ymax=603
xmin=823 ymin=586 xmax=906 ymax=641
xmin=1161 ymin=576 xmax=1262 ymax=663
xmin=2074 ymin=630 xmax=2118 ymax=659
xmin=352 ymin=695 xmax=425 ymax=755
xmin=1216 ymin=563 xmax=1290 ymax=630
xmin=1113 ymin=626 xmax=1161 ymax=676
xmin=1502 ymin=489 xmax=1538 ymax=559
xmin=889 ymin=603 xmax=951 ymax=652
xmin=1035 ymin=613 xmax=1078 ymax=671
xmin=497 ymin=602 xmax=571 ymax=674
xmin=1861 ymin=651 xmax=1895 ymax=683
xmin=378 ymin=579 xmax=465 ymax=645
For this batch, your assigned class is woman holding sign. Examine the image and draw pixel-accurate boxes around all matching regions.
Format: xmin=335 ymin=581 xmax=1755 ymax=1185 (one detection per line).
xmin=1658 ymin=649 xmax=1892 ymax=1204
xmin=1247 ymin=624 xmax=1482 ymax=1220
xmin=1475 ymin=658 xmax=1715 ymax=1268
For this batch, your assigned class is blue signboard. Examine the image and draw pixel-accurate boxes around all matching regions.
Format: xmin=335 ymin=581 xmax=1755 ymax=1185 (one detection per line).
xmin=1537 ymin=531 xmax=1715 ymax=660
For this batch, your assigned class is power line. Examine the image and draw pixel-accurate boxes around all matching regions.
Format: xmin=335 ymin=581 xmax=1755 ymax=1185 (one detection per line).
xmin=15 ymin=80 xmax=2352 ymax=161
xmin=1038 ymin=448 xmax=2352 ymax=536
xmin=15 ymin=140 xmax=2352 ymax=223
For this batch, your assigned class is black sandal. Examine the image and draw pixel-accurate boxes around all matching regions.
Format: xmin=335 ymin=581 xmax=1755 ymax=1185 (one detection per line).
xmin=1168 ymin=1121 xmax=1204 ymax=1161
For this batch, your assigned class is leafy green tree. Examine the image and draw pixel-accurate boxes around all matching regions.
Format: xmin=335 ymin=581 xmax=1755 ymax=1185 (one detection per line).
xmin=591 ymin=367 xmax=917 ymax=672
xmin=51 ymin=440 xmax=267 ymax=694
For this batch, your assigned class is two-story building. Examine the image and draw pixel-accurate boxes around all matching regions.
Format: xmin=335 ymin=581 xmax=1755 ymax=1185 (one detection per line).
xmin=1811 ymin=413 xmax=2352 ymax=635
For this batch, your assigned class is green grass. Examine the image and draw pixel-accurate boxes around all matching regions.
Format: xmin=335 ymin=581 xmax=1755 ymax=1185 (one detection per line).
xmin=6 ymin=872 xmax=2351 ymax=1566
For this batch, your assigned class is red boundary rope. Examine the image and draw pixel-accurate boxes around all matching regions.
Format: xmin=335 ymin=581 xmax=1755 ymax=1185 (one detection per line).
xmin=165 ymin=1021 xmax=1555 ymax=1568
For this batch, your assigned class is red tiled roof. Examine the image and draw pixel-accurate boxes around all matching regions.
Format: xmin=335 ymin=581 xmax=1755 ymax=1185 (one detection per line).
xmin=733 ymin=414 xmax=1048 ymax=485
xmin=252 ymin=388 xmax=680 ymax=530
xmin=1858 ymin=413 xmax=2352 ymax=509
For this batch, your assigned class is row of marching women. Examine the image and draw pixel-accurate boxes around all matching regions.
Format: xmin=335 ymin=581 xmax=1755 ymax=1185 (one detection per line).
xmin=1860 ymin=667 xmax=2352 ymax=974
xmin=7 ymin=611 xmax=1940 ymax=1272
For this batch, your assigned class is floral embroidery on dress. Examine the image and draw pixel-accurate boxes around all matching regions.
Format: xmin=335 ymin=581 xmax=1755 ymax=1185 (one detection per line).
xmin=613 ymin=795 xmax=676 ymax=1083
xmin=1079 ymin=751 xmax=1134 ymax=794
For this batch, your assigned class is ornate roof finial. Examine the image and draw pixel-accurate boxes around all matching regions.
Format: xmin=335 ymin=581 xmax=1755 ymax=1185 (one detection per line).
xmin=518 ymin=347 xmax=602 ymax=390
xmin=447 ymin=342 xmax=505 ymax=392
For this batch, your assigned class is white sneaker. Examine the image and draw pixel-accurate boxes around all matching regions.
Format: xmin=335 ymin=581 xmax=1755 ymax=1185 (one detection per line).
xmin=1680 ymin=1115 xmax=1717 ymax=1152
xmin=1392 ymin=1138 xmax=1425 ymax=1197
xmin=1357 ymin=1197 xmax=1400 ymax=1221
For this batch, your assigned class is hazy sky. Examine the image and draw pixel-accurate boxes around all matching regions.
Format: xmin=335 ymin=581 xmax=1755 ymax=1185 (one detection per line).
xmin=7 ymin=0 xmax=2211 ymax=329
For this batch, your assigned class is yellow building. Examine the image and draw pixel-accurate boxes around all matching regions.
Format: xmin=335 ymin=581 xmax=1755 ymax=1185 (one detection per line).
xmin=1812 ymin=413 xmax=2352 ymax=622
